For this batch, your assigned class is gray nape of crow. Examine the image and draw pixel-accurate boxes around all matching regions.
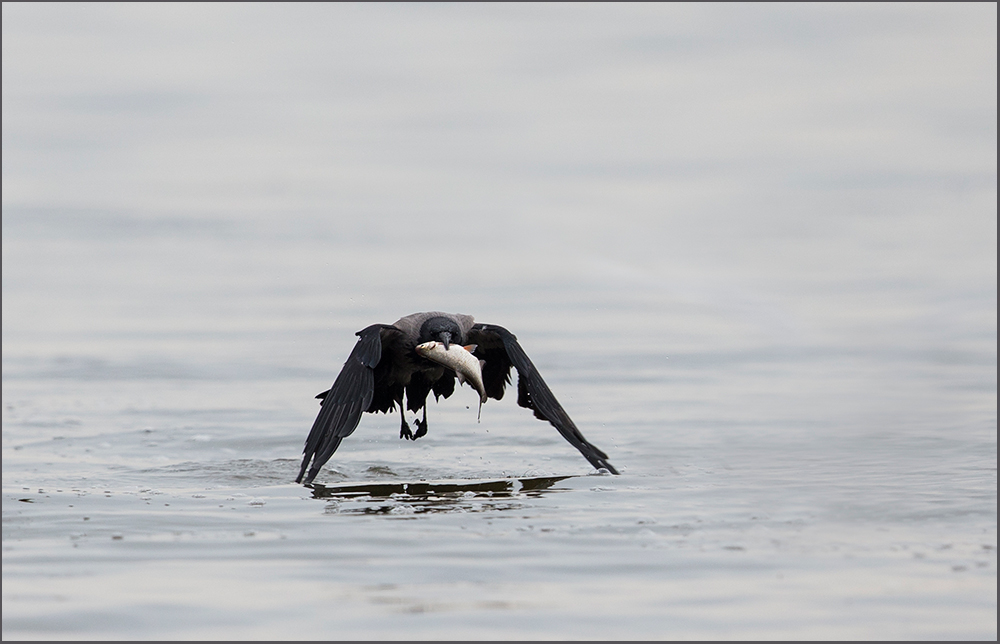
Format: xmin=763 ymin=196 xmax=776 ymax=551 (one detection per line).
xmin=296 ymin=311 xmax=619 ymax=485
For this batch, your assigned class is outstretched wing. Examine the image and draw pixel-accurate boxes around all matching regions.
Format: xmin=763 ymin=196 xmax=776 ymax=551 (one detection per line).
xmin=297 ymin=324 xmax=393 ymax=484
xmin=468 ymin=323 xmax=619 ymax=474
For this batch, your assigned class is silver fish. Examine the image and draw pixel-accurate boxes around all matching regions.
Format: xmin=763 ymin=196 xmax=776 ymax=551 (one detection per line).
xmin=415 ymin=341 xmax=487 ymax=419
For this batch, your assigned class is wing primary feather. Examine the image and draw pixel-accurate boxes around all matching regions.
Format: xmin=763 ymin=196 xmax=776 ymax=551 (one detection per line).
xmin=479 ymin=323 xmax=619 ymax=475
xmin=296 ymin=324 xmax=389 ymax=484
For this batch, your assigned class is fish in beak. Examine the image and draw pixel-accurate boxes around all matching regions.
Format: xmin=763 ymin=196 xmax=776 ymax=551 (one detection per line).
xmin=415 ymin=341 xmax=488 ymax=420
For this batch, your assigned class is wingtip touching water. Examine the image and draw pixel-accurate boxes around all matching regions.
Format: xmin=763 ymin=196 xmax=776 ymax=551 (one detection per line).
xmin=297 ymin=312 xmax=619 ymax=484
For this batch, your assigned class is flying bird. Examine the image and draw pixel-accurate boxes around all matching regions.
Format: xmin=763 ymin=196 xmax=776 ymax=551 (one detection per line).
xmin=296 ymin=311 xmax=619 ymax=484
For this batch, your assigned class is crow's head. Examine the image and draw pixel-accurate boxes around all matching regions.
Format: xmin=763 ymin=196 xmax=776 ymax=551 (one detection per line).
xmin=419 ymin=316 xmax=463 ymax=350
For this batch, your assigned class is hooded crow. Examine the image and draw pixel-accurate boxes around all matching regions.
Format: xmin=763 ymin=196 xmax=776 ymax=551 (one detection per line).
xmin=296 ymin=311 xmax=618 ymax=484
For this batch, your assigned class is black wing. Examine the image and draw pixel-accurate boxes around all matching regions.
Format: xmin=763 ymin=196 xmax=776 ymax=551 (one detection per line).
xmin=468 ymin=323 xmax=619 ymax=474
xmin=297 ymin=324 xmax=392 ymax=485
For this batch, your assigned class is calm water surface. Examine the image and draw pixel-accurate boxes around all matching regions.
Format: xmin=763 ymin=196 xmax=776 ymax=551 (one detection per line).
xmin=3 ymin=4 xmax=996 ymax=640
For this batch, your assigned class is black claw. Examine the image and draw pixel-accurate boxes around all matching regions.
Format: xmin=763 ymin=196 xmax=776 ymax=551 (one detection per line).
xmin=413 ymin=417 xmax=428 ymax=439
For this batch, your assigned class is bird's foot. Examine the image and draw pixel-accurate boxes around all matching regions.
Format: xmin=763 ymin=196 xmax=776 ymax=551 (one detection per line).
xmin=400 ymin=420 xmax=414 ymax=440
xmin=413 ymin=417 xmax=428 ymax=440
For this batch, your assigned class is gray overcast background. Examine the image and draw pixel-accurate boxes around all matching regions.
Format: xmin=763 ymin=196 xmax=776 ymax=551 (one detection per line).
xmin=3 ymin=3 xmax=996 ymax=356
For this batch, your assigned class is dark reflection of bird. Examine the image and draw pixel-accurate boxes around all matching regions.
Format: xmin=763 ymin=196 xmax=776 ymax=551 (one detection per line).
xmin=296 ymin=311 xmax=619 ymax=485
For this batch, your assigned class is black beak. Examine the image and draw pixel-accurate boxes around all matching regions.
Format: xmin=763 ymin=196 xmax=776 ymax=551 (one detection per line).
xmin=438 ymin=331 xmax=452 ymax=350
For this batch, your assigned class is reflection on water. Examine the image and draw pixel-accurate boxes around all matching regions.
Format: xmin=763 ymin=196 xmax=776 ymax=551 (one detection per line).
xmin=313 ymin=475 xmax=574 ymax=515
xmin=312 ymin=474 xmax=574 ymax=498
